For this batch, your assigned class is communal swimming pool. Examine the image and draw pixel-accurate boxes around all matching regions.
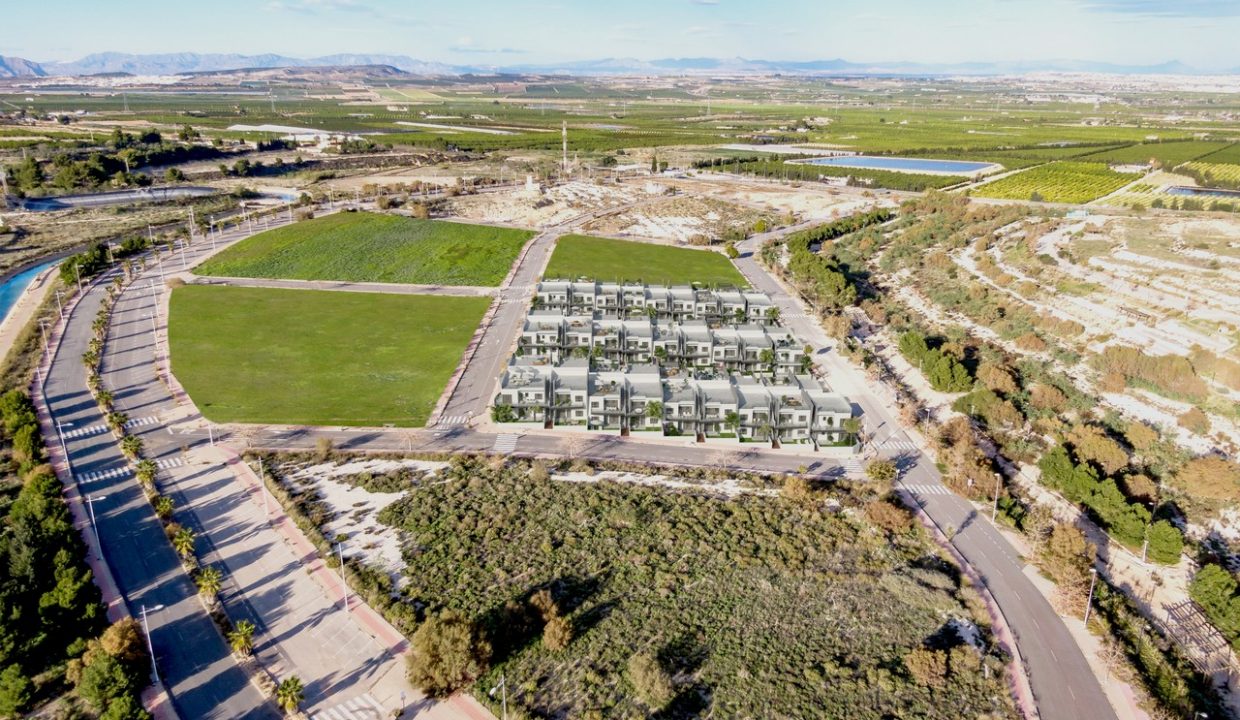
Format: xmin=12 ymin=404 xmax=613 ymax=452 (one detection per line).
xmin=795 ymin=155 xmax=997 ymax=175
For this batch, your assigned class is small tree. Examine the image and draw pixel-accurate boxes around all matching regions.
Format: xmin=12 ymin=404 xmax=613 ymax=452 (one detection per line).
xmin=315 ymin=436 xmax=334 ymax=462
xmin=627 ymin=652 xmax=674 ymax=710
xmin=866 ymin=459 xmax=898 ymax=485
xmin=723 ymin=410 xmax=740 ymax=436
xmin=195 ymin=566 xmax=223 ymax=602
xmin=228 ymin=620 xmax=256 ymax=656
xmin=407 ymin=610 xmax=491 ymax=698
xmin=276 ymin=676 xmax=304 ymax=714
xmin=153 ymin=494 xmax=174 ymax=519
xmin=172 ymin=527 xmax=195 ymax=559
xmin=0 ymin=664 xmax=31 ymax=717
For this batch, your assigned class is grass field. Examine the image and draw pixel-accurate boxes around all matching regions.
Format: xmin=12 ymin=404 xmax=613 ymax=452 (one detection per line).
xmin=544 ymin=234 xmax=747 ymax=287
xmin=196 ymin=212 xmax=533 ymax=286
xmin=971 ymin=161 xmax=1135 ymax=204
xmin=169 ymin=286 xmax=489 ymax=426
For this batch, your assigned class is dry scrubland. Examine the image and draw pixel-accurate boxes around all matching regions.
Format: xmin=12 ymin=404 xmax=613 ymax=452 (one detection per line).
xmin=270 ymin=454 xmax=1018 ymax=720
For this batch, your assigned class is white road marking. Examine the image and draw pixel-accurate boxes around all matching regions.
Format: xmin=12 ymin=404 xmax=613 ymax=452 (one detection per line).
xmin=155 ymin=457 xmax=185 ymax=470
xmin=493 ymin=433 xmax=520 ymax=453
xmin=900 ymin=483 xmax=952 ymax=496
xmin=77 ymin=466 xmax=133 ymax=484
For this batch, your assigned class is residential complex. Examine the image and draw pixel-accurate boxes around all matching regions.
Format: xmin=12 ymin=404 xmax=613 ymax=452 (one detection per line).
xmin=494 ymin=282 xmax=855 ymax=449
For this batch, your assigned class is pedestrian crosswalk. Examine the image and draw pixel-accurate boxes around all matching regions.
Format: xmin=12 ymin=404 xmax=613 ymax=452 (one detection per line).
xmin=63 ymin=424 xmax=106 ymax=439
xmin=154 ymin=457 xmax=184 ymax=470
xmin=437 ymin=414 xmax=469 ymax=426
xmin=879 ymin=440 xmax=919 ymax=452
xmin=77 ymin=466 xmax=132 ymax=484
xmin=899 ymin=483 xmax=953 ymax=496
xmin=493 ymin=433 xmax=520 ymax=453
xmin=309 ymin=693 xmax=385 ymax=720
xmin=61 ymin=416 xmax=159 ymax=439
xmin=840 ymin=457 xmax=864 ymax=474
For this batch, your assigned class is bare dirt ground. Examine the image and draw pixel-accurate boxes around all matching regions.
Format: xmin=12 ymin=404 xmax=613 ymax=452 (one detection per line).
xmin=582 ymin=194 xmax=772 ymax=243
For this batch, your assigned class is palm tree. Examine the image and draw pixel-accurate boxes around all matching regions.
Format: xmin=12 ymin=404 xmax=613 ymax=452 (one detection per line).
xmin=135 ymin=459 xmax=158 ymax=488
xmin=276 ymin=676 xmax=304 ymax=714
xmin=107 ymin=412 xmax=129 ymax=433
xmin=96 ymin=389 xmax=114 ymax=412
xmin=153 ymin=494 xmax=174 ymax=519
xmin=724 ymin=410 xmax=741 ymax=437
xmin=120 ymin=434 xmax=144 ymax=460
xmin=765 ymin=306 xmax=781 ymax=323
xmin=759 ymin=348 xmax=776 ymax=379
xmin=228 ymin=620 xmax=256 ymax=656
xmin=195 ymin=566 xmax=222 ymax=602
xmin=758 ymin=421 xmax=775 ymax=448
xmin=172 ymin=527 xmax=195 ymax=559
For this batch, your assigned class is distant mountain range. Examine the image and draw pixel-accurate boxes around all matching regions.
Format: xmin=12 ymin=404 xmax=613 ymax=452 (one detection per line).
xmin=0 ymin=51 xmax=1233 ymax=78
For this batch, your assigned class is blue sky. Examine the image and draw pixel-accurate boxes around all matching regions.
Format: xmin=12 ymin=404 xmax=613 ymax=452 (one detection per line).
xmin=5 ymin=0 xmax=1240 ymax=69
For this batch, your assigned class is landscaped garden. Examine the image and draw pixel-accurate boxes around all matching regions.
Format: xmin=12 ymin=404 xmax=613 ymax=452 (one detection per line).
xmin=543 ymin=234 xmax=747 ymax=287
xmin=195 ymin=211 xmax=534 ymax=286
xmin=168 ymin=286 xmax=489 ymax=426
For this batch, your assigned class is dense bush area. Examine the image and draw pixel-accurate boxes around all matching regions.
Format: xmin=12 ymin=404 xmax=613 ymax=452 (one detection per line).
xmin=379 ymin=457 xmax=1016 ymax=719
xmin=898 ymin=331 xmax=973 ymax=393
xmin=1189 ymin=564 xmax=1240 ymax=653
xmin=0 ymin=390 xmax=149 ymax=717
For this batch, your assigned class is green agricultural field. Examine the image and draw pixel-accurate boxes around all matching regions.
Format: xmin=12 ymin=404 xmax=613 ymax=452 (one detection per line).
xmin=196 ymin=212 xmax=533 ymax=286
xmin=169 ymin=286 xmax=489 ymax=426
xmin=971 ymin=162 xmax=1135 ymax=204
xmin=1076 ymin=141 xmax=1232 ymax=168
xmin=368 ymin=458 xmax=1018 ymax=720
xmin=544 ymin=234 xmax=747 ymax=286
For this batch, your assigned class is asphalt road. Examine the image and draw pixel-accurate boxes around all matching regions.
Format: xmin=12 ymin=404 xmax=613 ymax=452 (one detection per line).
xmin=41 ymin=265 xmax=277 ymax=719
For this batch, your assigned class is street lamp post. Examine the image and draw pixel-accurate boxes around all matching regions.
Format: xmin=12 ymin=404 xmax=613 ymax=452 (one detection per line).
xmin=1084 ymin=568 xmax=1098 ymax=626
xmin=991 ymin=472 xmax=1001 ymax=523
xmin=85 ymin=494 xmax=106 ymax=558
xmin=177 ymin=240 xmax=187 ymax=271
xmin=54 ymin=419 xmax=71 ymax=470
xmin=73 ymin=263 xmax=83 ymax=293
xmin=336 ymin=542 xmax=348 ymax=612
xmin=140 ymin=604 xmax=164 ymax=684
xmin=55 ymin=289 xmax=64 ymax=319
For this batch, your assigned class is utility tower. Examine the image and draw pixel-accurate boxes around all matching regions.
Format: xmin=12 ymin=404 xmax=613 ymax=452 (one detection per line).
xmin=561 ymin=121 xmax=568 ymax=177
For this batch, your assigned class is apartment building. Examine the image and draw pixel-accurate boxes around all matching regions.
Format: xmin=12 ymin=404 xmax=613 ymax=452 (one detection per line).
xmin=535 ymin=281 xmax=780 ymax=324
xmin=518 ymin=314 xmax=807 ymax=378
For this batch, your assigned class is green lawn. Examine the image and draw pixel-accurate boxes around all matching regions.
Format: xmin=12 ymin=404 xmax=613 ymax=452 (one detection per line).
xmin=544 ymin=234 xmax=747 ymax=287
xmin=195 ymin=212 xmax=533 ymax=286
xmin=169 ymin=286 xmax=489 ymax=426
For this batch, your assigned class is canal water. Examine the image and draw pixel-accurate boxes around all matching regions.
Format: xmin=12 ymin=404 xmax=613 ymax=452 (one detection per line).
xmin=0 ymin=258 xmax=60 ymax=326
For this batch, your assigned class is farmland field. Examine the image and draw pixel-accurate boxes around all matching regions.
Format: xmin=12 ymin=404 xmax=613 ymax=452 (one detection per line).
xmin=196 ymin=212 xmax=533 ymax=286
xmin=544 ymin=234 xmax=747 ymax=286
xmin=169 ymin=286 xmax=489 ymax=426
xmin=1179 ymin=161 xmax=1240 ymax=186
xmin=1075 ymin=141 xmax=1232 ymax=168
xmin=371 ymin=458 xmax=1018 ymax=720
xmin=1197 ymin=144 xmax=1240 ymax=166
xmin=971 ymin=162 xmax=1135 ymax=204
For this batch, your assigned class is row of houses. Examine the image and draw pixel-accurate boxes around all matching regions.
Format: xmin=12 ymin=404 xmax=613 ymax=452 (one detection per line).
xmin=518 ymin=312 xmax=810 ymax=377
xmin=493 ymin=358 xmax=854 ymax=447
xmin=535 ymin=281 xmax=778 ymax=324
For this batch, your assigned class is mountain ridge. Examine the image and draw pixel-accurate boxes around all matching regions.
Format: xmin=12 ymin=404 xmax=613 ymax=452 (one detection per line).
xmin=2 ymin=51 xmax=1232 ymax=78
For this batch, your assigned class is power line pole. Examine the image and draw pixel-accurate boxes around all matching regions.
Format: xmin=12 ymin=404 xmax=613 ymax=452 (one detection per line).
xmin=561 ymin=121 xmax=568 ymax=179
